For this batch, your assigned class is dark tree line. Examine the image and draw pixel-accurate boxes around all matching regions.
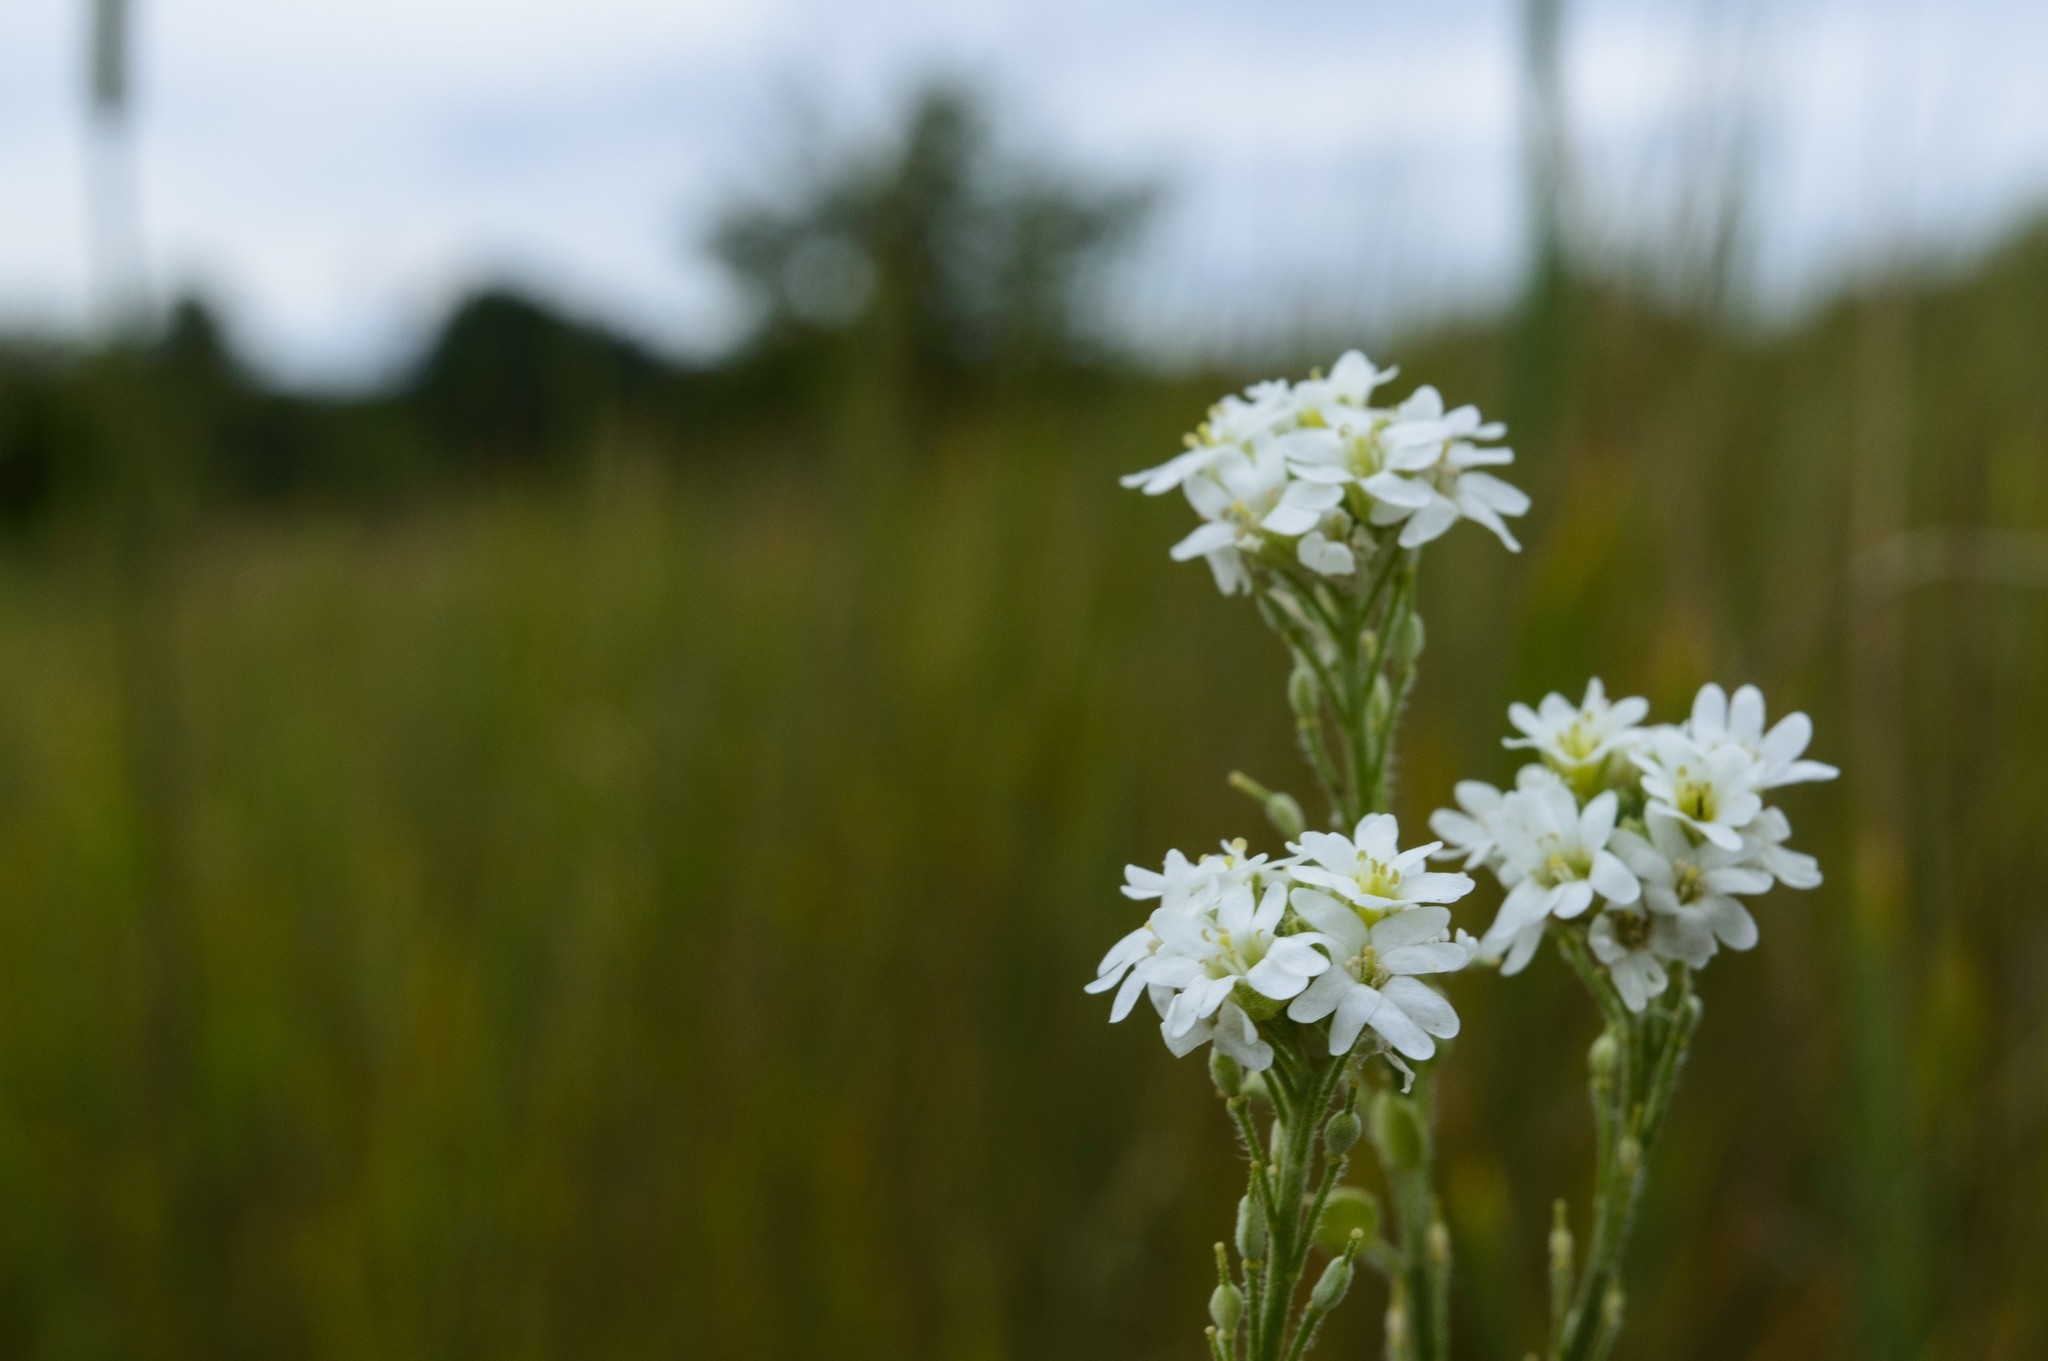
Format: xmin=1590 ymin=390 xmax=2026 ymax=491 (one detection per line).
xmin=0 ymin=85 xmax=1152 ymax=525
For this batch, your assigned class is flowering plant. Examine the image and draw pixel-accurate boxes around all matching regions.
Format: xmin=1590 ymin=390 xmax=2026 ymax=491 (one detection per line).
xmin=1091 ymin=355 xmax=1833 ymax=1361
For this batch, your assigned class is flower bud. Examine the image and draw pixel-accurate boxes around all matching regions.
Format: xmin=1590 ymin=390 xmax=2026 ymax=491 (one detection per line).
xmin=1235 ymin=1192 xmax=1268 ymax=1261
xmin=1324 ymin=1109 xmax=1362 ymax=1159
xmin=1210 ymin=1049 xmax=1244 ymax=1098
xmin=1588 ymin=1031 xmax=1620 ymax=1081
xmin=1426 ymin=1215 xmax=1450 ymax=1266
xmin=1288 ymin=664 xmax=1319 ymax=720
xmin=1366 ymin=674 xmax=1394 ymax=729
xmin=1313 ymin=1186 xmax=1381 ymax=1255
xmin=1392 ymin=613 xmax=1425 ymax=666
xmin=1309 ymin=1251 xmax=1355 ymax=1311
xmin=1371 ymin=1091 xmax=1427 ymax=1172
xmin=1209 ymin=1282 xmax=1244 ymax=1334
xmin=1548 ymin=1199 xmax=1574 ymax=1272
xmin=1263 ymin=791 xmax=1306 ymax=841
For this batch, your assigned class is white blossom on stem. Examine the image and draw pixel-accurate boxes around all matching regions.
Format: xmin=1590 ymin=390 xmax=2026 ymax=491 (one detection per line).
xmin=1286 ymin=896 xmax=1470 ymax=1059
xmin=1504 ymin=678 xmax=1650 ymax=790
xmin=1477 ymin=786 xmax=1640 ymax=970
xmin=1588 ymin=907 xmax=1670 ymax=1012
xmin=1685 ymin=683 xmax=1840 ymax=790
xmin=1610 ymin=817 xmax=1771 ymax=966
xmin=1633 ymin=730 xmax=1766 ymax=851
xmin=1289 ymin=813 xmax=1475 ymax=915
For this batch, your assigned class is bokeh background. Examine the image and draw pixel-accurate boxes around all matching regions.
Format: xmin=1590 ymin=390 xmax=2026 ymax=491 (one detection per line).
xmin=2 ymin=1 xmax=2046 ymax=1357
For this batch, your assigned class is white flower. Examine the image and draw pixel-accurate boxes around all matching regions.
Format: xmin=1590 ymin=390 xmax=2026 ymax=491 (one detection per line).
xmin=1091 ymin=873 xmax=1331 ymax=1072
xmin=1166 ymin=442 xmax=1292 ymax=594
xmin=1121 ymin=841 xmax=1271 ymax=909
xmin=1119 ymin=444 xmax=1228 ymax=497
xmin=1587 ymin=907 xmax=1670 ymax=1012
xmin=1124 ymin=356 xmax=1533 ymax=585
xmin=1086 ymin=917 xmax=1169 ymax=1025
xmin=1362 ymin=387 xmax=1529 ymax=551
xmin=1286 ymin=895 xmax=1468 ymax=1059
xmin=1504 ymin=678 xmax=1650 ymax=789
xmin=1610 ymin=817 xmax=1771 ymax=966
xmin=1740 ymin=806 xmax=1822 ymax=889
xmin=1297 ymin=526 xmax=1357 ymax=577
xmin=1429 ymin=779 xmax=1507 ymax=870
xmin=1311 ymin=349 xmax=1399 ymax=411
xmin=1289 ymin=813 xmax=1475 ymax=915
xmin=1686 ymin=683 xmax=1839 ymax=790
xmin=1477 ymin=787 xmax=1640 ymax=968
xmin=1633 ymin=730 xmax=1767 ymax=851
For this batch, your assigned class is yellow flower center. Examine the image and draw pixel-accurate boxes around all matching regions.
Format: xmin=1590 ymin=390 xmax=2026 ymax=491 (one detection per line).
xmin=1355 ymin=860 xmax=1403 ymax=900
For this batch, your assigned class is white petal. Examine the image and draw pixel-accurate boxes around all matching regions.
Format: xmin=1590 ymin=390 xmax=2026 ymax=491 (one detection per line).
xmin=1380 ymin=941 xmax=1470 ymax=975
xmin=1365 ymin=994 xmax=1436 ymax=1060
xmin=1371 ymin=906 xmax=1452 ymax=949
xmin=1381 ymin=976 xmax=1460 ymax=1036
xmin=1589 ymin=851 xmax=1640 ymax=905
xmin=1169 ymin=521 xmax=1238 ymax=562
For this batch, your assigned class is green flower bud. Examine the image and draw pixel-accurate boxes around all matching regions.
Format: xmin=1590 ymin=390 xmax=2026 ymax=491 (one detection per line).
xmin=1264 ymin=790 xmax=1306 ymax=841
xmin=1210 ymin=1049 xmax=1243 ymax=1098
xmin=1588 ymin=1031 xmax=1620 ymax=1083
xmin=1323 ymin=1109 xmax=1362 ymax=1159
xmin=1313 ymin=1186 xmax=1381 ymax=1255
xmin=1209 ymin=1282 xmax=1244 ymax=1334
xmin=1548 ymin=1199 xmax=1574 ymax=1272
xmin=1392 ymin=613 xmax=1426 ymax=666
xmin=1309 ymin=1251 xmax=1355 ymax=1311
xmin=1288 ymin=664 xmax=1319 ymax=720
xmin=1371 ymin=1091 xmax=1427 ymax=1172
xmin=1239 ymin=1070 xmax=1273 ymax=1108
xmin=1235 ymin=1193 xmax=1267 ymax=1261
xmin=1366 ymin=674 xmax=1393 ymax=729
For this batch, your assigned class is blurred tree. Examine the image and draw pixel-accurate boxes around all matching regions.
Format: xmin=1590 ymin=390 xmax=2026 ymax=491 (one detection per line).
xmin=710 ymin=83 xmax=1153 ymax=401
xmin=408 ymin=289 xmax=677 ymax=475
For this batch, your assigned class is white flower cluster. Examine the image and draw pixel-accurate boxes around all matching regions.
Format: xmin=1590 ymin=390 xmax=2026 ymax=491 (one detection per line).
xmin=1119 ymin=351 xmax=1531 ymax=594
xmin=1088 ymin=817 xmax=1474 ymax=1069
xmin=1432 ymin=681 xmax=1837 ymax=1010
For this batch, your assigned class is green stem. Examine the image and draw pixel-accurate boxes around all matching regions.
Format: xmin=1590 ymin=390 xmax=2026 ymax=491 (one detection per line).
xmin=1549 ymin=942 xmax=1702 ymax=1361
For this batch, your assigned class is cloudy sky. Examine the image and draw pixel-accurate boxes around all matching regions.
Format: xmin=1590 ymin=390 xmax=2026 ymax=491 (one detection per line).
xmin=2 ymin=0 xmax=2045 ymax=386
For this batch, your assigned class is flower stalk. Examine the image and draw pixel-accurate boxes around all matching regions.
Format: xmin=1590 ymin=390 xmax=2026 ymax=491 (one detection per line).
xmin=1093 ymin=352 xmax=1832 ymax=1361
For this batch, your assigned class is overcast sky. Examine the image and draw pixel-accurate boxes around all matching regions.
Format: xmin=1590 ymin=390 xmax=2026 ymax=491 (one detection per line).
xmin=3 ymin=0 xmax=2045 ymax=387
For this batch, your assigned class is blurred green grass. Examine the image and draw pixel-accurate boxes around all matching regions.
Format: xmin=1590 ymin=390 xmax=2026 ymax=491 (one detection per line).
xmin=1 ymin=232 xmax=2047 ymax=1358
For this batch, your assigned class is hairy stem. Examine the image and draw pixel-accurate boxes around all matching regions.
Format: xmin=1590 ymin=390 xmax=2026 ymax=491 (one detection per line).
xmin=1549 ymin=934 xmax=1703 ymax=1361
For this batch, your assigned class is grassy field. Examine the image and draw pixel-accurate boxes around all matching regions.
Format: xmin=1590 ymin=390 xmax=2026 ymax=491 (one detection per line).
xmin=0 ymin=233 xmax=2045 ymax=1358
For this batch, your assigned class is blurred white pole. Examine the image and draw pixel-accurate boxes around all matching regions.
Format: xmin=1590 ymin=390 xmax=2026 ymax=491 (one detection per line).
xmin=86 ymin=0 xmax=148 ymax=340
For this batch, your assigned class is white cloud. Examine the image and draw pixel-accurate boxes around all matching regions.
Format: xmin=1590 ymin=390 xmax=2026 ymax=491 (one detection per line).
xmin=1 ymin=0 xmax=2045 ymax=385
